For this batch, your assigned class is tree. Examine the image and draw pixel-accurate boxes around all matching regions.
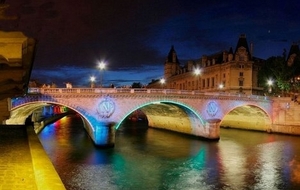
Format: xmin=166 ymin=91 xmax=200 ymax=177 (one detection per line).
xmin=289 ymin=55 xmax=300 ymax=93
xmin=258 ymin=55 xmax=293 ymax=96
xmin=131 ymin=82 xmax=142 ymax=88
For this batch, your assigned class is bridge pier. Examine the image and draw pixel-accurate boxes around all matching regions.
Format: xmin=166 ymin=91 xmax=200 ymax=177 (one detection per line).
xmin=94 ymin=122 xmax=116 ymax=148
xmin=206 ymin=119 xmax=221 ymax=140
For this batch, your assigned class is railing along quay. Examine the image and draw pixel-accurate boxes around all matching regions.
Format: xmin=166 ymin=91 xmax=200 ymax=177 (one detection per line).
xmin=27 ymin=87 xmax=271 ymax=101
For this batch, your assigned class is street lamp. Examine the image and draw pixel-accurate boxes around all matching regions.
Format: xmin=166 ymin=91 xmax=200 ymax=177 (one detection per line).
xmin=194 ymin=68 xmax=201 ymax=90
xmin=160 ymin=78 xmax=166 ymax=89
xmin=219 ymin=83 xmax=224 ymax=93
xmin=90 ymin=76 xmax=95 ymax=88
xmin=98 ymin=61 xmax=106 ymax=88
xmin=267 ymin=79 xmax=273 ymax=93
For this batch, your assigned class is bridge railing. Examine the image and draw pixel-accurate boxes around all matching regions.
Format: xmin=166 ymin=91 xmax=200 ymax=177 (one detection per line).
xmin=27 ymin=87 xmax=271 ymax=101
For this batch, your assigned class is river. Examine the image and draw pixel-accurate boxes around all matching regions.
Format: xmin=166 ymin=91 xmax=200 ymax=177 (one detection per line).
xmin=38 ymin=113 xmax=300 ymax=190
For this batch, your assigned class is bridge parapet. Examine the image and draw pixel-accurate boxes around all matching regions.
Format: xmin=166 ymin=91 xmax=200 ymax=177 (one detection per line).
xmin=27 ymin=88 xmax=270 ymax=101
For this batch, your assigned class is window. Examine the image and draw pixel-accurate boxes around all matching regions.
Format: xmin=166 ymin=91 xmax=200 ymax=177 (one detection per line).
xmin=207 ymin=78 xmax=210 ymax=88
xmin=239 ymin=80 xmax=244 ymax=86
xmin=239 ymin=72 xmax=243 ymax=77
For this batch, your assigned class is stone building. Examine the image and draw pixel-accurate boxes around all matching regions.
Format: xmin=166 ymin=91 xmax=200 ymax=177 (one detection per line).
xmin=287 ymin=43 xmax=300 ymax=67
xmin=286 ymin=43 xmax=300 ymax=99
xmin=148 ymin=34 xmax=265 ymax=95
xmin=0 ymin=31 xmax=36 ymax=123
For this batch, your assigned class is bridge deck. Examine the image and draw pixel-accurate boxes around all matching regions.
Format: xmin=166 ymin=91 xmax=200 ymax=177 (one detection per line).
xmin=27 ymin=87 xmax=270 ymax=101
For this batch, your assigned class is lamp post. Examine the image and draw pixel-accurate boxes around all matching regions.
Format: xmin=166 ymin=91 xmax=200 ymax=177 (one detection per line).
xmin=98 ymin=61 xmax=106 ymax=88
xmin=160 ymin=78 xmax=165 ymax=89
xmin=267 ymin=79 xmax=273 ymax=94
xmin=194 ymin=68 xmax=201 ymax=90
xmin=90 ymin=76 xmax=95 ymax=88
xmin=219 ymin=83 xmax=224 ymax=93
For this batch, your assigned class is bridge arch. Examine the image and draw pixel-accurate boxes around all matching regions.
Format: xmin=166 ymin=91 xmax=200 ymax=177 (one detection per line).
xmin=116 ymin=100 xmax=207 ymax=137
xmin=7 ymin=102 xmax=50 ymax=125
xmin=8 ymin=101 xmax=96 ymax=139
xmin=220 ymin=103 xmax=272 ymax=131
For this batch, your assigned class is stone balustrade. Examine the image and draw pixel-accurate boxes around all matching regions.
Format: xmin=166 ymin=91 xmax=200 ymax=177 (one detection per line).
xmin=27 ymin=87 xmax=270 ymax=101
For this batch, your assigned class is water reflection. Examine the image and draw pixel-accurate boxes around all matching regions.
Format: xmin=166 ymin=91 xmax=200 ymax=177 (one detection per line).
xmin=38 ymin=114 xmax=300 ymax=190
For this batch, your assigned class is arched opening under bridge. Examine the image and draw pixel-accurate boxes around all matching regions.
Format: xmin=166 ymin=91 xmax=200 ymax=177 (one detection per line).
xmin=220 ymin=104 xmax=272 ymax=132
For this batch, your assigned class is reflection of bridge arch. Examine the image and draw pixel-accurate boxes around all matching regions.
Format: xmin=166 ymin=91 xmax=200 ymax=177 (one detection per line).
xmin=7 ymin=88 xmax=274 ymax=147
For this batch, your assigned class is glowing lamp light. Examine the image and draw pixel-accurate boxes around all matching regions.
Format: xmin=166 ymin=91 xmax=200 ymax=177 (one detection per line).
xmin=98 ymin=62 xmax=106 ymax=70
xmin=90 ymin=76 xmax=96 ymax=88
xmin=160 ymin=78 xmax=166 ymax=89
xmin=90 ymin=76 xmax=96 ymax=82
xmin=267 ymin=79 xmax=273 ymax=93
xmin=267 ymin=79 xmax=273 ymax=86
xmin=194 ymin=68 xmax=201 ymax=76
xmin=194 ymin=68 xmax=201 ymax=90
xmin=98 ymin=61 xmax=106 ymax=88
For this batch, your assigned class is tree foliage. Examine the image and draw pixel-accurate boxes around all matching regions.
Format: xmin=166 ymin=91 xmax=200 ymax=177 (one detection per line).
xmin=131 ymin=82 xmax=143 ymax=88
xmin=258 ymin=52 xmax=300 ymax=96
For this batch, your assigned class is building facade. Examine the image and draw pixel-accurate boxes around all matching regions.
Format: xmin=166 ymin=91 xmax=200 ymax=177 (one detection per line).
xmin=0 ymin=31 xmax=36 ymax=123
xmin=148 ymin=34 xmax=265 ymax=95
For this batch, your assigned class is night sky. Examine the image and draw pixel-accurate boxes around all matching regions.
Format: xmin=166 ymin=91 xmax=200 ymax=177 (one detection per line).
xmin=1 ymin=0 xmax=300 ymax=87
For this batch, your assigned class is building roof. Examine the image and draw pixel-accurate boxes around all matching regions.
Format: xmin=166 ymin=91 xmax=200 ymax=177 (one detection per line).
xmin=288 ymin=43 xmax=300 ymax=57
xmin=228 ymin=47 xmax=233 ymax=54
xmin=204 ymin=51 xmax=224 ymax=64
xmin=235 ymin=34 xmax=251 ymax=57
xmin=166 ymin=45 xmax=180 ymax=63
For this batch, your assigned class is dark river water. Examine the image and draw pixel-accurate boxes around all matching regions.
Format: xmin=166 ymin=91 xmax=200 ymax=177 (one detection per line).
xmin=38 ymin=114 xmax=300 ymax=190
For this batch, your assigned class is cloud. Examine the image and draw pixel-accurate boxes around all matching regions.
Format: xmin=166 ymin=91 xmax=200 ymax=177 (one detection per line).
xmin=31 ymin=64 xmax=163 ymax=87
xmin=2 ymin=0 xmax=300 ymax=87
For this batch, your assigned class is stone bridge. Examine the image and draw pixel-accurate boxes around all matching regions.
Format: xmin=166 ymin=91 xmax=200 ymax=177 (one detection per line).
xmin=7 ymin=88 xmax=273 ymax=147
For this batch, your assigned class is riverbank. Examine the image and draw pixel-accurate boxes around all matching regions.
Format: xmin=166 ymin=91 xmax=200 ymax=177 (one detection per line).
xmin=0 ymin=125 xmax=65 ymax=190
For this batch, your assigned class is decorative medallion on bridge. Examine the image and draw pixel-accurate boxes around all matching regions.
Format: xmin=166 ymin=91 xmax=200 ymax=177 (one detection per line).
xmin=206 ymin=101 xmax=219 ymax=117
xmin=97 ymin=96 xmax=115 ymax=118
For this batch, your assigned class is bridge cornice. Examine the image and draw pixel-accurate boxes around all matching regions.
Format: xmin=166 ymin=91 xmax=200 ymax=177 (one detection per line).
xmin=26 ymin=88 xmax=272 ymax=102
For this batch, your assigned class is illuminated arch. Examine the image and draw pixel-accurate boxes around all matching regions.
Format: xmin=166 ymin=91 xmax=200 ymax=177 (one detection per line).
xmin=10 ymin=101 xmax=96 ymax=135
xmin=115 ymin=100 xmax=206 ymax=136
xmin=220 ymin=103 xmax=272 ymax=131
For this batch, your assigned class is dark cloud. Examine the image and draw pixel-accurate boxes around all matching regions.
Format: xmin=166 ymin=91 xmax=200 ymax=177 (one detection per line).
xmin=1 ymin=0 xmax=300 ymax=87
